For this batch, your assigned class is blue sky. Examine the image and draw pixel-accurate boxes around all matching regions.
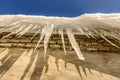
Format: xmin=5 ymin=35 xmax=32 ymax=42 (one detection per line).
xmin=0 ymin=0 xmax=120 ymax=17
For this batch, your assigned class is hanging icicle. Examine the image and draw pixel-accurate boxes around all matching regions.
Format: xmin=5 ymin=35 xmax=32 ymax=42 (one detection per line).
xmin=59 ymin=29 xmax=67 ymax=55
xmin=66 ymin=28 xmax=85 ymax=60
xmin=0 ymin=13 xmax=120 ymax=60
xmin=43 ymin=24 xmax=54 ymax=59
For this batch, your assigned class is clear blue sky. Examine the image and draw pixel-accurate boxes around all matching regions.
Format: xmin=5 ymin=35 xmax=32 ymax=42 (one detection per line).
xmin=0 ymin=0 xmax=120 ymax=17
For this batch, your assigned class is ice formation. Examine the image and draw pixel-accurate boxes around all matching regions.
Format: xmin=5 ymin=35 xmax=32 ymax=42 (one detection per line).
xmin=0 ymin=13 xmax=120 ymax=60
xmin=59 ymin=29 xmax=66 ymax=55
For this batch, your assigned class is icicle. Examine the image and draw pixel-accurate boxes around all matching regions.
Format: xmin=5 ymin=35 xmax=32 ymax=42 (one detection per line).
xmin=17 ymin=24 xmax=34 ymax=37
xmin=89 ymin=30 xmax=98 ymax=39
xmin=43 ymin=24 xmax=54 ymax=59
xmin=9 ymin=23 xmax=23 ymax=30
xmin=59 ymin=29 xmax=66 ymax=55
xmin=110 ymin=32 xmax=120 ymax=41
xmin=88 ymin=32 xmax=97 ymax=39
xmin=111 ymin=35 xmax=120 ymax=41
xmin=77 ymin=27 xmax=93 ymax=38
xmin=89 ymin=28 xmax=101 ymax=38
xmin=32 ymin=25 xmax=39 ymax=30
xmin=33 ymin=25 xmax=46 ymax=52
xmin=33 ymin=33 xmax=44 ymax=52
xmin=9 ymin=20 xmax=21 ymax=27
xmin=84 ymin=28 xmax=91 ymax=38
xmin=2 ymin=23 xmax=29 ymax=39
xmin=66 ymin=28 xmax=85 ymax=60
xmin=85 ymin=33 xmax=90 ymax=38
xmin=101 ymin=34 xmax=120 ymax=49
xmin=30 ymin=27 xmax=41 ymax=41
xmin=15 ymin=24 xmax=29 ymax=35
xmin=1 ymin=32 xmax=14 ymax=39
xmin=0 ymin=23 xmax=22 ymax=33
xmin=1 ymin=23 xmax=27 ymax=39
xmin=1 ymin=20 xmax=21 ymax=32
xmin=77 ymin=27 xmax=84 ymax=35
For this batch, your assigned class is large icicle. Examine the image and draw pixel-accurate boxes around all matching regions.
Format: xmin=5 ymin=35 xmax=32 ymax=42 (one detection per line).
xmin=33 ymin=25 xmax=47 ymax=52
xmin=66 ymin=28 xmax=85 ymax=60
xmin=43 ymin=24 xmax=54 ymax=59
xmin=33 ymin=24 xmax=54 ymax=59
xmin=59 ymin=29 xmax=66 ymax=55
